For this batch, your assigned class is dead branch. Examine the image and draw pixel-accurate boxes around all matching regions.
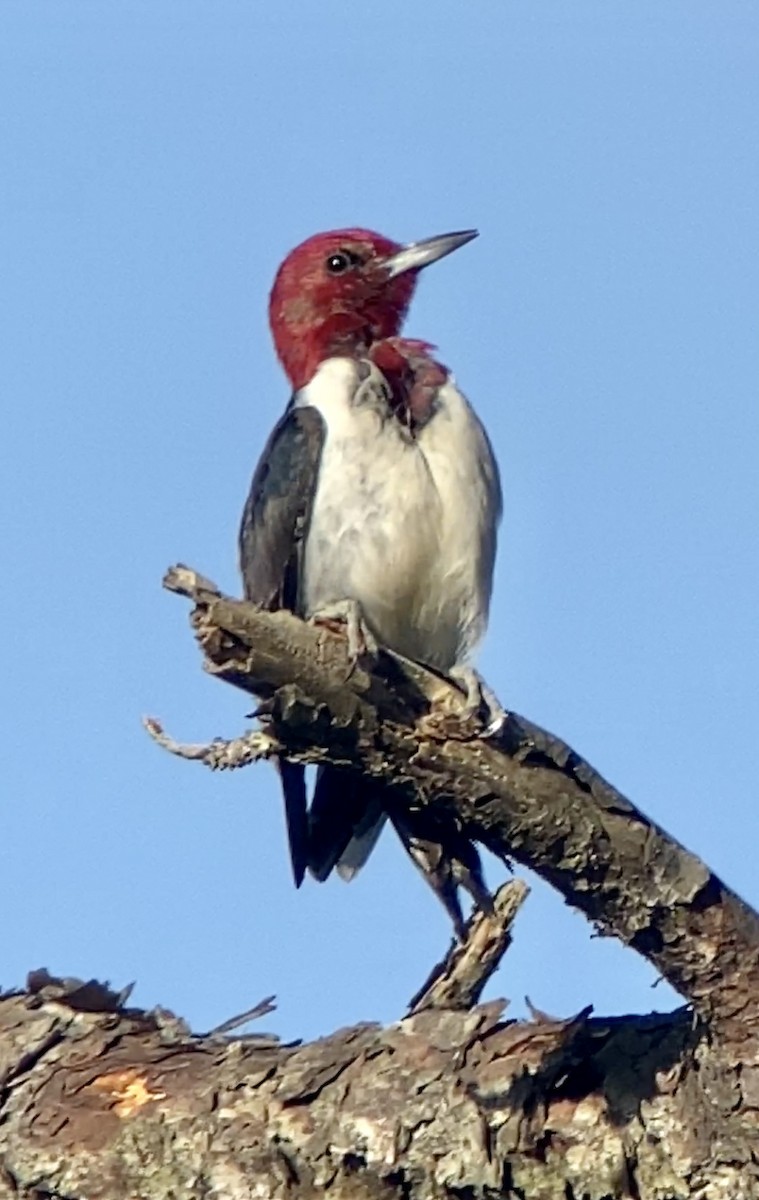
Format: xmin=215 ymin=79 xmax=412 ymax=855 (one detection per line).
xmin=150 ymin=566 xmax=759 ymax=1056
xmin=408 ymin=879 xmax=530 ymax=1012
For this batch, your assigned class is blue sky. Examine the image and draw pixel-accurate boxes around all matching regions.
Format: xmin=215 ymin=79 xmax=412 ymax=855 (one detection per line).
xmin=1 ymin=2 xmax=757 ymax=1042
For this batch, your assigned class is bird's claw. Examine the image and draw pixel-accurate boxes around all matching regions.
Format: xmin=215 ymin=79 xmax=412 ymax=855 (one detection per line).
xmin=309 ymin=600 xmax=378 ymax=673
xmin=449 ymin=666 xmax=507 ymax=738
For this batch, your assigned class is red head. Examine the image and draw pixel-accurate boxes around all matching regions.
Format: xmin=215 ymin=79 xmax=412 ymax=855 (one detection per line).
xmin=268 ymin=227 xmax=477 ymax=389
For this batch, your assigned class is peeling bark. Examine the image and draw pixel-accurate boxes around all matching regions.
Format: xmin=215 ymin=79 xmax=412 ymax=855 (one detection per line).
xmin=1 ymin=969 xmax=757 ymax=1200
xmin=0 ymin=972 xmax=743 ymax=1200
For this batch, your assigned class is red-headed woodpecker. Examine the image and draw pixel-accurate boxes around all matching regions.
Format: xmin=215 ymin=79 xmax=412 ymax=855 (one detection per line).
xmin=239 ymin=228 xmax=502 ymax=934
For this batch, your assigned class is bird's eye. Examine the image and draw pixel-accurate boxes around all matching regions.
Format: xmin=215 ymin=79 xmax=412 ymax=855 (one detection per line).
xmin=325 ymin=249 xmax=359 ymax=275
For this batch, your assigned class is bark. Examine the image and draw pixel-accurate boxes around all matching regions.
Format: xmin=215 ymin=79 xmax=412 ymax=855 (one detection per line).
xmin=3 ymin=566 xmax=758 ymax=1199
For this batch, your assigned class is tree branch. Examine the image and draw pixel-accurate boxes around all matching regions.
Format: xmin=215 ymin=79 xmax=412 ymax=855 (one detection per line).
xmin=150 ymin=566 xmax=759 ymax=1054
xmin=0 ymin=972 xmax=735 ymax=1200
xmin=408 ymin=879 xmax=530 ymax=1012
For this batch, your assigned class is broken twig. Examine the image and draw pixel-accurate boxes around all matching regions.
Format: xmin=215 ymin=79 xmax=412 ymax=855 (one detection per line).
xmin=408 ymin=879 xmax=530 ymax=1012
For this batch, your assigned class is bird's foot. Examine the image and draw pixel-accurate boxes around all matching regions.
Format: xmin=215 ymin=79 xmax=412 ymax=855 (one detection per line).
xmin=449 ymin=666 xmax=507 ymax=738
xmin=309 ymin=599 xmax=378 ymax=670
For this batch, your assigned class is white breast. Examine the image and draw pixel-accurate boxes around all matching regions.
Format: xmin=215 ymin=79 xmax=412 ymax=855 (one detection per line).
xmin=297 ymin=357 xmax=501 ymax=671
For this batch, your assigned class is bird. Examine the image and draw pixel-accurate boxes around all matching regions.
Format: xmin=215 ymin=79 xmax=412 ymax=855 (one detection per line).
xmin=238 ymin=227 xmax=502 ymax=934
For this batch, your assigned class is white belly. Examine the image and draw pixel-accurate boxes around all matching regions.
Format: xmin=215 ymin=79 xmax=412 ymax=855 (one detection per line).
xmin=297 ymin=358 xmax=500 ymax=671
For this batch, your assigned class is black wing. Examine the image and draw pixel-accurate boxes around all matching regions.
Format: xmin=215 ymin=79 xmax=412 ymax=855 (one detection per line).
xmin=238 ymin=401 xmax=325 ymax=612
xmin=239 ymin=402 xmax=325 ymax=886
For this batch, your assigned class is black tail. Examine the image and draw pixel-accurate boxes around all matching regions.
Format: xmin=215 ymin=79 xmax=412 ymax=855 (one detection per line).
xmin=390 ymin=809 xmax=493 ymax=940
xmin=277 ymin=759 xmax=309 ymax=887
xmin=278 ymin=762 xmax=492 ymax=940
xmin=307 ymin=766 xmax=386 ymax=881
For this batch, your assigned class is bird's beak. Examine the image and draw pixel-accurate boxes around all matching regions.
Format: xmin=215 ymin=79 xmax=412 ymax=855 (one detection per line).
xmin=381 ymin=229 xmax=478 ymax=279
